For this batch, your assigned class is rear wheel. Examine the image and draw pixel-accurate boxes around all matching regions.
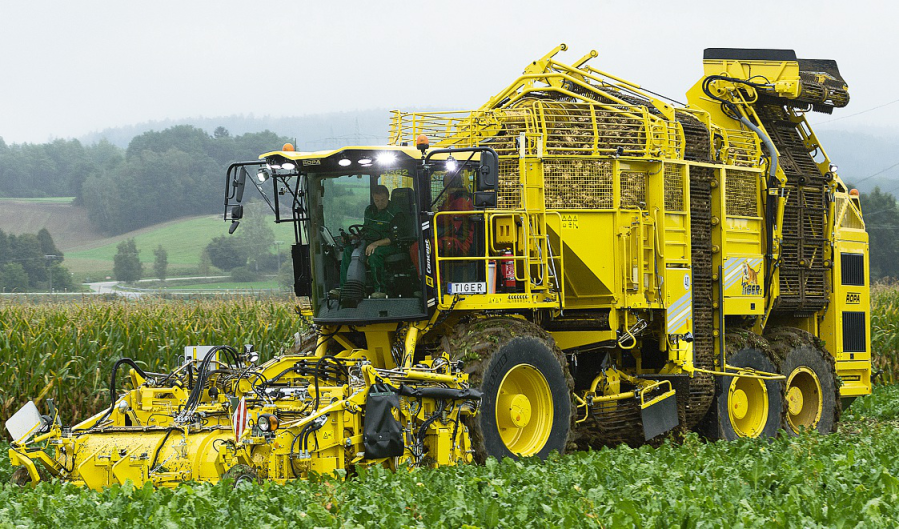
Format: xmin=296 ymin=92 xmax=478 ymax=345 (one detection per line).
xmin=716 ymin=347 xmax=783 ymax=440
xmin=781 ymin=344 xmax=839 ymax=434
xmin=446 ymin=318 xmax=572 ymax=462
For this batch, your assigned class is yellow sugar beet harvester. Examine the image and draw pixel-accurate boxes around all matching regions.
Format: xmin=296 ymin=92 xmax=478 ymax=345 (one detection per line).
xmin=8 ymin=45 xmax=870 ymax=488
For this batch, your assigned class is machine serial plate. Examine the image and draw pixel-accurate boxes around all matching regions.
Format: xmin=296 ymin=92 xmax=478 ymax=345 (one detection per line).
xmin=447 ymin=282 xmax=487 ymax=295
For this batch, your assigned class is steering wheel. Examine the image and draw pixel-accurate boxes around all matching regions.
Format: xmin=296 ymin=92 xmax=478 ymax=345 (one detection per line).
xmin=348 ymin=224 xmax=365 ymax=237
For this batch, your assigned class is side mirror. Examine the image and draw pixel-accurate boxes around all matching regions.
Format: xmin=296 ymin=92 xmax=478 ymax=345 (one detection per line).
xmin=477 ymin=150 xmax=498 ymax=191
xmin=473 ymin=191 xmax=497 ymax=208
xmin=416 ymin=166 xmax=431 ymax=213
xmin=234 ymin=168 xmax=248 ymax=202
xmin=229 ymin=204 xmax=244 ymax=220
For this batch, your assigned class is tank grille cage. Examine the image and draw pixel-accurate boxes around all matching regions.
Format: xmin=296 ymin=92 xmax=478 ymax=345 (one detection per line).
xmin=389 ymin=99 xmax=682 ymax=159
xmin=835 ymin=196 xmax=865 ymax=230
xmin=620 ymin=171 xmax=647 ymax=209
xmin=497 ymin=159 xmax=522 ymax=210
xmin=544 ymin=159 xmax=614 ymax=210
xmin=721 ymin=128 xmax=762 ymax=168
xmin=725 ymin=170 xmax=760 ymax=217
xmin=664 ymin=164 xmax=685 ymax=212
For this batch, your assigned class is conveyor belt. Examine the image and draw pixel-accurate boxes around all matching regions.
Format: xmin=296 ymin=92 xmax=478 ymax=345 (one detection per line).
xmin=756 ymin=103 xmax=830 ymax=316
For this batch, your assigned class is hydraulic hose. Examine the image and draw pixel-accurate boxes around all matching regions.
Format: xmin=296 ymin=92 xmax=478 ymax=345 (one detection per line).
xmin=701 ymin=75 xmax=782 ymax=305
xmin=312 ymin=355 xmax=349 ymax=411
xmin=89 ymin=358 xmax=150 ymax=429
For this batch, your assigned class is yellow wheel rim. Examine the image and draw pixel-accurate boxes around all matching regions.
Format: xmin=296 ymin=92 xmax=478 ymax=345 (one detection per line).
xmin=495 ymin=364 xmax=553 ymax=456
xmin=727 ymin=376 xmax=768 ymax=437
xmin=786 ymin=367 xmax=823 ymax=433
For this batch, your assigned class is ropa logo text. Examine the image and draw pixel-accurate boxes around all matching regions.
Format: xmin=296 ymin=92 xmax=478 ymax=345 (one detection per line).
xmin=846 ymin=292 xmax=861 ymax=304
xmin=302 ymin=159 xmax=321 ymax=166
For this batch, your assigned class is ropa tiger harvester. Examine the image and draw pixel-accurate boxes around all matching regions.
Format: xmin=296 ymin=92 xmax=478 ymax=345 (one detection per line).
xmin=7 ymin=45 xmax=871 ymax=488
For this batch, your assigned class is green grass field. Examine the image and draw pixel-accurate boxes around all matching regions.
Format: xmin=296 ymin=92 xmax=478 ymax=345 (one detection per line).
xmin=1 ymin=297 xmax=898 ymax=526
xmin=64 ymin=215 xmax=297 ymax=273
xmin=156 ymin=280 xmax=281 ymax=290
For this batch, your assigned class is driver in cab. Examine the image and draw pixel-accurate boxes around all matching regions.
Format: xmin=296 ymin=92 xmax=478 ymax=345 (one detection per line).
xmin=336 ymin=185 xmax=400 ymax=299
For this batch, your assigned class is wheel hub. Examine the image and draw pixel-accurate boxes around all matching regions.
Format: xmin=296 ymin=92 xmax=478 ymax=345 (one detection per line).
xmin=498 ymin=393 xmax=532 ymax=429
xmin=727 ymin=376 xmax=768 ymax=437
xmin=731 ymin=389 xmax=749 ymax=420
xmin=787 ymin=386 xmax=805 ymax=416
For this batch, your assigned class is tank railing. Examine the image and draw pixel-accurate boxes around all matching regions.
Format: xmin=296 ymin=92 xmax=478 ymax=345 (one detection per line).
xmin=720 ymin=128 xmax=763 ymax=168
xmin=392 ymin=101 xmax=677 ymax=160
xmin=485 ymin=58 xmax=654 ymax=118
xmin=483 ymin=72 xmax=652 ymax=125
xmin=431 ymin=210 xmax=564 ymax=306
xmin=389 ymin=110 xmax=480 ymax=147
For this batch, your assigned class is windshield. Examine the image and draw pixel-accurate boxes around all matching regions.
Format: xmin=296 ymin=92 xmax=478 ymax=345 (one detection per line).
xmin=307 ymin=165 xmax=426 ymax=322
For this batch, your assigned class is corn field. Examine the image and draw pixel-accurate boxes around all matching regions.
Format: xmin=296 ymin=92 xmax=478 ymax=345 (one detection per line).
xmin=871 ymin=283 xmax=899 ymax=384
xmin=0 ymin=297 xmax=303 ymax=424
xmin=2 ymin=288 xmax=898 ymax=426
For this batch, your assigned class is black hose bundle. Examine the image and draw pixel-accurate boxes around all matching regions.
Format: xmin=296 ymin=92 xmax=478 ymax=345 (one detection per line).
xmin=312 ymin=355 xmax=350 ymax=411
xmin=80 ymin=358 xmax=150 ymax=430
xmin=179 ymin=346 xmax=239 ymax=420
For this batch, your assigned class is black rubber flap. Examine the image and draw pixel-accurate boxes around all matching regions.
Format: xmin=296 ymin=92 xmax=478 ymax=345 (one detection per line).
xmin=363 ymin=384 xmax=404 ymax=458
xmin=641 ymin=392 xmax=679 ymax=441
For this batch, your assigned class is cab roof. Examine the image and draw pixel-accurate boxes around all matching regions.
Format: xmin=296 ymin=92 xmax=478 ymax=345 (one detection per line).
xmin=259 ymin=145 xmax=475 ymax=162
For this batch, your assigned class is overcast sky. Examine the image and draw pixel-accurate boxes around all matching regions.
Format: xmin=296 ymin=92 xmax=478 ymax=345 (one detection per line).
xmin=1 ymin=0 xmax=896 ymax=144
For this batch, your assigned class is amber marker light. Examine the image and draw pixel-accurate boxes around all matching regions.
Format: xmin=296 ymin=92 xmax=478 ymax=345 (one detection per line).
xmin=282 ymin=143 xmax=295 ymax=152
xmin=258 ymin=413 xmax=279 ymax=432
xmin=416 ymin=134 xmax=429 ymax=154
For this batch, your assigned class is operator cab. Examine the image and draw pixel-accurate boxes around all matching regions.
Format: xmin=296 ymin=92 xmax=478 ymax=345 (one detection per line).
xmin=224 ymin=144 xmax=498 ymax=324
xmin=307 ymin=155 xmax=426 ymax=322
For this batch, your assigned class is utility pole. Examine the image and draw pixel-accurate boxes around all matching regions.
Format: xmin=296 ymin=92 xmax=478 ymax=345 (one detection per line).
xmin=275 ymin=241 xmax=284 ymax=272
xmin=45 ymin=254 xmax=58 ymax=293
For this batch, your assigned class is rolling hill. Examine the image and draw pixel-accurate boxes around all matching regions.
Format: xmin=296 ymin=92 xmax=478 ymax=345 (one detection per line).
xmin=0 ymin=198 xmax=295 ymax=276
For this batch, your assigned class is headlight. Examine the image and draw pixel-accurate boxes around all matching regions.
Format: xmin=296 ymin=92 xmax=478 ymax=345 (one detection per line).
xmin=377 ymin=152 xmax=396 ymax=165
xmin=258 ymin=413 xmax=279 ymax=432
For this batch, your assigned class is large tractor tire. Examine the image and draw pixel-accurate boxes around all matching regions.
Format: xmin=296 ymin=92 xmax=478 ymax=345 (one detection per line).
xmin=767 ymin=328 xmax=841 ymax=435
xmin=444 ymin=317 xmax=573 ymax=462
xmin=715 ymin=343 xmax=784 ymax=441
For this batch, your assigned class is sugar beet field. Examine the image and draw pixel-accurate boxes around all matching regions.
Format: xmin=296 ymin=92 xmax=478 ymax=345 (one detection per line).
xmin=1 ymin=293 xmax=899 ymax=527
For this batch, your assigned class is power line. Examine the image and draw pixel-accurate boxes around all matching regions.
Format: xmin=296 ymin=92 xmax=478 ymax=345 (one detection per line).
xmin=813 ymin=98 xmax=899 ymax=127
xmin=850 ymin=160 xmax=899 ymax=185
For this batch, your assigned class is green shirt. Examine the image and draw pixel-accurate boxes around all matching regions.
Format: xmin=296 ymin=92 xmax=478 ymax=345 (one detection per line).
xmin=362 ymin=202 xmax=399 ymax=242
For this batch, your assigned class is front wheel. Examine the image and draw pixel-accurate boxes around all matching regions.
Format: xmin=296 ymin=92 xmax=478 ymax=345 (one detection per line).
xmin=447 ymin=318 xmax=572 ymax=462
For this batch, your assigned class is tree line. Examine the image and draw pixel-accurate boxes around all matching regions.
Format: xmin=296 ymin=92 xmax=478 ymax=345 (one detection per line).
xmin=0 ymin=228 xmax=73 ymax=292
xmin=3 ymin=127 xmax=899 ymax=281
xmin=0 ymin=126 xmax=291 ymax=235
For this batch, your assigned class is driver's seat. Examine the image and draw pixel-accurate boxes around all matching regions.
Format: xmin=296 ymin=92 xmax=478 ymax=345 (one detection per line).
xmin=385 ymin=187 xmax=417 ymax=296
